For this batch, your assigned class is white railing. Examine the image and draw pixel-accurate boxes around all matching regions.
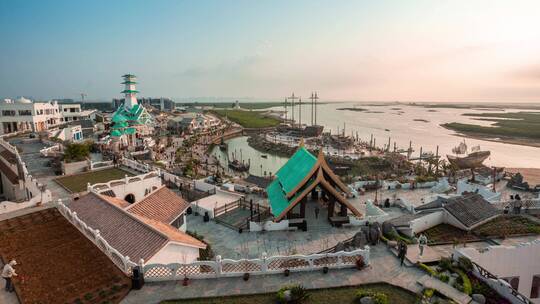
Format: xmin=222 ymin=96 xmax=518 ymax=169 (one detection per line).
xmin=90 ymin=160 xmax=114 ymax=171
xmin=142 ymin=247 xmax=370 ymax=282
xmin=40 ymin=144 xmax=61 ymax=157
xmin=87 ymin=170 xmax=160 ymax=193
xmin=56 ymin=199 xmax=137 ymax=273
xmin=121 ymin=158 xmax=153 ymax=173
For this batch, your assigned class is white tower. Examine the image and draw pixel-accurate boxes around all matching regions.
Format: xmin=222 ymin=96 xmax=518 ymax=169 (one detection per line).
xmin=121 ymin=74 xmax=138 ymax=109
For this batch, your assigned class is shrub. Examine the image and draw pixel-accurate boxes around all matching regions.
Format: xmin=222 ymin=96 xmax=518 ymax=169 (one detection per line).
xmin=418 ymin=263 xmax=437 ymax=276
xmin=64 ymin=142 xmax=90 ymax=163
xmin=455 ymin=269 xmax=472 ymax=295
xmin=438 ymin=273 xmax=450 ymax=283
xmin=276 ymin=285 xmax=310 ymax=304
xmin=423 ymin=288 xmax=434 ymax=298
xmin=83 ymin=293 xmax=93 ymax=301
xmin=458 ymin=256 xmax=473 ymax=272
xmin=355 ymin=289 xmax=389 ymax=304
xmin=439 ymin=257 xmax=452 ymax=271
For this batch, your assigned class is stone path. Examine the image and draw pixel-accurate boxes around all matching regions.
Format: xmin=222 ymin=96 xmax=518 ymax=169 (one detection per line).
xmin=417 ymin=274 xmax=472 ymax=304
xmin=121 ymin=245 xmax=426 ymax=304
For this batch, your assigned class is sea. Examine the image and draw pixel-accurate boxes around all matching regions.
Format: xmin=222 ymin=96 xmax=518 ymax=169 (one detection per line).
xmin=211 ymin=102 xmax=540 ymax=175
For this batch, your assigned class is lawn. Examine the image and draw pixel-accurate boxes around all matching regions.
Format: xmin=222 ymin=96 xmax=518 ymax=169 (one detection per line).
xmin=473 ymin=215 xmax=540 ymax=238
xmin=423 ymin=224 xmax=481 ymax=245
xmin=212 ymin=109 xmax=281 ymax=128
xmin=161 ymin=283 xmax=418 ymax=304
xmin=0 ymin=208 xmax=131 ymax=304
xmin=55 ymin=167 xmax=133 ymax=193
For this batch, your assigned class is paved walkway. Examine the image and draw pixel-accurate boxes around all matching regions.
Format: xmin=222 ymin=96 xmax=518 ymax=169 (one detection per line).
xmin=418 ymin=275 xmax=472 ymax=304
xmin=121 ymin=245 xmax=426 ymax=304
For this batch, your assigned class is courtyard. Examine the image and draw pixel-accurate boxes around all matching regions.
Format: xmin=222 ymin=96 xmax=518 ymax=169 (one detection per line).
xmin=186 ymin=197 xmax=402 ymax=259
xmin=55 ymin=167 xmax=133 ymax=193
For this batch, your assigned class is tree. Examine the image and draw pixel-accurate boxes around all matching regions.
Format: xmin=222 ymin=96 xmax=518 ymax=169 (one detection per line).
xmin=63 ymin=142 xmax=90 ymax=163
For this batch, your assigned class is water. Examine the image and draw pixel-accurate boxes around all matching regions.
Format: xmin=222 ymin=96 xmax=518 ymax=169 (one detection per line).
xmin=211 ymin=136 xmax=289 ymax=176
xmin=213 ymin=103 xmax=540 ymax=171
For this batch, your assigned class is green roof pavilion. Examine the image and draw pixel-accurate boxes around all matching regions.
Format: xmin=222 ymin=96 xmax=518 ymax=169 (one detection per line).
xmin=266 ymin=142 xmax=362 ymax=222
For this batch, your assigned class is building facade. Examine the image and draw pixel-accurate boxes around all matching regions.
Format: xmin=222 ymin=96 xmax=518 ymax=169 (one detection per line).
xmin=0 ymin=98 xmax=87 ymax=135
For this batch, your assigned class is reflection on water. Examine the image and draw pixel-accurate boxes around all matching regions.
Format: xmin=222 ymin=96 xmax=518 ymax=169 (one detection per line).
xmin=211 ymin=136 xmax=289 ymax=176
xmin=214 ymin=103 xmax=540 ymax=172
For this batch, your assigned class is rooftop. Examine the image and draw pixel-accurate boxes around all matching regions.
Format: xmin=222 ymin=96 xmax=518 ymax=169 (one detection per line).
xmin=126 ymin=186 xmax=190 ymax=224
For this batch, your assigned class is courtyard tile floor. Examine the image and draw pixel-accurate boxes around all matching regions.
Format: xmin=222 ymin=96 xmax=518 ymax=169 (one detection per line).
xmin=187 ymin=200 xmax=404 ymax=259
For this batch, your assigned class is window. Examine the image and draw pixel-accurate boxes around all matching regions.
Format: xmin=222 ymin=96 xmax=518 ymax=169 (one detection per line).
xmin=532 ymin=275 xmax=540 ymax=299
xmin=2 ymin=110 xmax=16 ymax=116
xmin=171 ymin=214 xmax=185 ymax=229
xmin=18 ymin=110 xmax=32 ymax=116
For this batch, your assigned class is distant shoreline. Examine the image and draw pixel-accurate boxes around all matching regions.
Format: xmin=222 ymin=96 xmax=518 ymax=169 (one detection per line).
xmin=441 ymin=125 xmax=540 ymax=148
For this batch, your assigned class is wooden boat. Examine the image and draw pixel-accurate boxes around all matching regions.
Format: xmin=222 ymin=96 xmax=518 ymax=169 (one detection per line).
xmin=261 ymin=154 xmax=268 ymax=158
xmin=447 ymin=141 xmax=490 ymax=169
xmin=228 ymin=159 xmax=250 ymax=172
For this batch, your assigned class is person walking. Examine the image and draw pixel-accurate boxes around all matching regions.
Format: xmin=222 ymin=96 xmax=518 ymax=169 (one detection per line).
xmin=398 ymin=241 xmax=407 ymax=266
xmin=2 ymin=260 xmax=17 ymax=293
xmin=418 ymin=234 xmax=428 ymax=256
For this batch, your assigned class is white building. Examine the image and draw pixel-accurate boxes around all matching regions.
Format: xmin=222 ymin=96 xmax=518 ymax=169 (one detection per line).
xmin=456 ymin=240 xmax=540 ymax=303
xmin=0 ymin=98 xmax=87 ymax=134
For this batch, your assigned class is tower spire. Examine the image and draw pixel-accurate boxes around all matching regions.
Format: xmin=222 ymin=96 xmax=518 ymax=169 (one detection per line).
xmin=121 ymin=74 xmax=138 ymax=109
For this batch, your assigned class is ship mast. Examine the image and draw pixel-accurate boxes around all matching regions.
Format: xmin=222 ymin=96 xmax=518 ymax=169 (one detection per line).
xmin=288 ymin=93 xmax=299 ymax=127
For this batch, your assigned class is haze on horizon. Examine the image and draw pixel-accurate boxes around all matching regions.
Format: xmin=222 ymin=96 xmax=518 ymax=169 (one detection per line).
xmin=1 ymin=0 xmax=540 ymax=103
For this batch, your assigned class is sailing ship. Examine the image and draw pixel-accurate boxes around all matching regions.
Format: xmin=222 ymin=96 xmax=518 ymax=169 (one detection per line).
xmin=447 ymin=140 xmax=490 ymax=169
xmin=228 ymin=149 xmax=250 ymax=172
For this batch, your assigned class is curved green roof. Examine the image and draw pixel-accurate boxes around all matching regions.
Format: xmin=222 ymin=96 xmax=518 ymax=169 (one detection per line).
xmin=112 ymin=113 xmax=127 ymax=123
xmin=111 ymin=129 xmax=123 ymax=137
xmin=121 ymin=90 xmax=140 ymax=94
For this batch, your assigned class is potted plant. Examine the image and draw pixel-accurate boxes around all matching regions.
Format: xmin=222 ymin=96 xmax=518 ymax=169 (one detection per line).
xmin=276 ymin=285 xmax=309 ymax=304
xmin=356 ymin=256 xmax=366 ymax=270
xmin=284 ymin=269 xmax=290 ymax=277
xmin=322 ymin=266 xmax=329 ymax=274
xmin=243 ymin=272 xmax=250 ymax=281
xmin=182 ymin=276 xmax=189 ymax=286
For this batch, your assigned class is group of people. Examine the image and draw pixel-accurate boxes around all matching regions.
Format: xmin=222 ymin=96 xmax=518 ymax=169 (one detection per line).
xmin=397 ymin=233 xmax=428 ymax=267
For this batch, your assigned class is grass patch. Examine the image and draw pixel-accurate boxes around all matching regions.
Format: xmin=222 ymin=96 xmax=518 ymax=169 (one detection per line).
xmin=442 ymin=111 xmax=540 ymax=140
xmin=212 ymin=109 xmax=280 ymax=128
xmin=473 ymin=215 xmax=540 ymax=238
xmin=161 ymin=283 xmax=417 ymax=304
xmin=423 ymin=224 xmax=480 ymax=245
xmin=55 ymin=167 xmax=133 ymax=193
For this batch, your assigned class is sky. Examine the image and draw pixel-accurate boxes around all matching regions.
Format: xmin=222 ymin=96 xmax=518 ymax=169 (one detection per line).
xmin=1 ymin=0 xmax=540 ymax=102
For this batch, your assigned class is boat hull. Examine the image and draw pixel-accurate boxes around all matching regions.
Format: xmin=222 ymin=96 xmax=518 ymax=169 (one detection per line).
xmin=447 ymin=151 xmax=490 ymax=169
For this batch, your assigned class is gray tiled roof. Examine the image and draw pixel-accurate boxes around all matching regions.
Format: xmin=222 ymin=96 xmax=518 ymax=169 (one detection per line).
xmin=416 ymin=193 xmax=499 ymax=228
xmin=389 ymin=211 xmax=435 ymax=227
xmin=68 ymin=193 xmax=168 ymax=262
xmin=444 ymin=194 xmax=499 ymax=228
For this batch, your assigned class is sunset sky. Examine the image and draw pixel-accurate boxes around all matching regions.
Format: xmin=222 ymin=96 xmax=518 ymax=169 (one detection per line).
xmin=1 ymin=0 xmax=540 ymax=102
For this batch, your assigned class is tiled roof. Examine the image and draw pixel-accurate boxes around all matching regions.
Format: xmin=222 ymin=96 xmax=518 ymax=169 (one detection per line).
xmin=444 ymin=194 xmax=499 ymax=228
xmin=68 ymin=193 xmax=169 ymax=262
xmin=388 ymin=211 xmax=435 ymax=227
xmin=415 ymin=194 xmax=499 ymax=228
xmin=134 ymin=215 xmax=206 ymax=249
xmin=0 ymin=149 xmax=17 ymax=163
xmin=99 ymin=193 xmax=130 ymax=209
xmin=0 ymin=159 xmax=20 ymax=184
xmin=126 ymin=187 xmax=190 ymax=224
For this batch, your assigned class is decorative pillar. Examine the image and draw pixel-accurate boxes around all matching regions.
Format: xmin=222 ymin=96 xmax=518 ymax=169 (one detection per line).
xmin=327 ymin=197 xmax=335 ymax=219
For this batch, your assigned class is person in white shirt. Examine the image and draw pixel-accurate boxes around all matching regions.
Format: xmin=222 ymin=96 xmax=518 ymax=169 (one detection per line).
xmin=418 ymin=234 xmax=428 ymax=256
xmin=2 ymin=260 xmax=17 ymax=293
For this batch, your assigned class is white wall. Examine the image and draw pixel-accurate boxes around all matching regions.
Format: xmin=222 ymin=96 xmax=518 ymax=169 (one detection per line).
xmin=458 ymin=241 xmax=540 ymax=303
xmin=249 ymin=219 xmax=290 ymax=232
xmin=101 ymin=174 xmax=162 ymax=203
xmin=409 ymin=211 xmax=445 ymax=236
xmin=146 ymin=243 xmax=200 ymax=264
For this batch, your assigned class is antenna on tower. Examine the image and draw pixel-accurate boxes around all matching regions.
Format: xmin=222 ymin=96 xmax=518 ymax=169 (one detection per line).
xmin=284 ymin=98 xmax=288 ymax=122
xmin=80 ymin=93 xmax=87 ymax=103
